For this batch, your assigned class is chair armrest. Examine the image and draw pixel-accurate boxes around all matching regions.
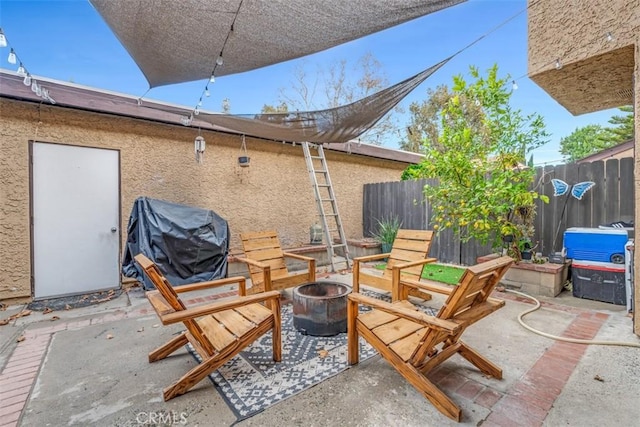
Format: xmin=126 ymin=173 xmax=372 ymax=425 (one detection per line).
xmin=348 ymin=293 xmax=460 ymax=334
xmin=283 ymin=252 xmax=315 ymax=262
xmin=236 ymin=257 xmax=270 ymax=270
xmin=160 ymin=290 xmax=281 ymax=325
xmin=393 ymin=257 xmax=438 ymax=270
xmin=353 ymin=253 xmax=391 ymax=263
xmin=399 ymin=278 xmax=455 ymax=295
xmin=173 ymin=276 xmax=247 ymax=294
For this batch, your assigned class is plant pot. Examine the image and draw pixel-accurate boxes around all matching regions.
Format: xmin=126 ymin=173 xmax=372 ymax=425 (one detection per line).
xmin=238 ymin=156 xmax=250 ymax=167
xmin=521 ymin=250 xmax=532 ymax=261
xmin=381 ymin=243 xmax=392 ymax=254
xmin=501 ymin=234 xmax=514 ymax=243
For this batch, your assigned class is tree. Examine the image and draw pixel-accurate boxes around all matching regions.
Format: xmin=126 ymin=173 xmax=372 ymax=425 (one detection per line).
xmin=558 ymin=106 xmax=634 ymax=162
xmin=261 ymin=53 xmax=401 ymax=145
xmin=415 ymin=65 xmax=550 ymax=256
xmin=559 ymin=124 xmax=608 ymax=162
xmin=602 ymin=105 xmax=634 ymax=143
xmin=400 ymin=85 xmax=485 ymax=153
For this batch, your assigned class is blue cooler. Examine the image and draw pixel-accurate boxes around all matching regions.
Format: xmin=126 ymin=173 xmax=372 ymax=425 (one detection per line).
xmin=571 ymin=260 xmax=626 ymax=305
xmin=563 ymin=227 xmax=627 ymax=264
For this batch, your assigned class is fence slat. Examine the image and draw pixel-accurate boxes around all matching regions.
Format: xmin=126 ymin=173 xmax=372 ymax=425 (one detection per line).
xmin=362 ymin=159 xmax=634 ymax=266
xmin=605 ymin=158 xmax=620 ymax=224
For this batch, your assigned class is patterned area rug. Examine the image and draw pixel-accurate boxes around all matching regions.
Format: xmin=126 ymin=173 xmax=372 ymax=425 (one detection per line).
xmin=189 ymin=289 xmax=437 ymax=421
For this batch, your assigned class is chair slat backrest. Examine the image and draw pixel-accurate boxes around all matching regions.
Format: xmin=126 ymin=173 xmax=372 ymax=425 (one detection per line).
xmin=241 ymin=231 xmax=289 ymax=284
xmin=411 ymin=256 xmax=513 ymax=365
xmin=134 ymin=253 xmax=215 ymax=355
xmin=382 ymin=229 xmax=434 ymax=281
xmin=437 ymin=256 xmax=513 ymax=320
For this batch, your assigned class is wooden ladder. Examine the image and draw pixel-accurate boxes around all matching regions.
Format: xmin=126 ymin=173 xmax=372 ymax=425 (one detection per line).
xmin=301 ymin=142 xmax=350 ymax=272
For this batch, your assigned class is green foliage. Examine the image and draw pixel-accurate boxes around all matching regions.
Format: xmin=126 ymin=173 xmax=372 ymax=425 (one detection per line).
xmin=400 ymin=83 xmax=485 ymax=153
xmin=559 ymin=124 xmax=609 ymax=162
xmin=372 ymin=216 xmax=402 ymax=245
xmin=401 ymin=163 xmax=428 ymax=180
xmin=415 ymin=65 xmax=550 ymax=256
xmin=559 ymin=106 xmax=634 ymax=162
xmin=603 ymin=105 xmax=634 ymax=143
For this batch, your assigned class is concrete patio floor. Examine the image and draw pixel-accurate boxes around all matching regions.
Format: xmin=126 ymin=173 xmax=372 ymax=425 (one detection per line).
xmin=1 ymin=270 xmax=639 ymax=427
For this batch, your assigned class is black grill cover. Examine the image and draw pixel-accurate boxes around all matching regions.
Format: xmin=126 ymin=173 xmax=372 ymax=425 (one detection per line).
xmin=122 ymin=197 xmax=229 ymax=290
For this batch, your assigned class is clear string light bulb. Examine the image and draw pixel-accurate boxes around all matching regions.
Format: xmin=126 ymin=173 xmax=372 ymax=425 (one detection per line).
xmin=23 ymin=73 xmax=31 ymax=86
xmin=7 ymin=48 xmax=17 ymax=65
xmin=215 ymin=55 xmax=223 ymax=66
xmin=0 ymin=29 xmax=7 ymax=48
xmin=209 ymin=73 xmax=215 ymax=83
xmin=17 ymin=63 xmax=26 ymax=76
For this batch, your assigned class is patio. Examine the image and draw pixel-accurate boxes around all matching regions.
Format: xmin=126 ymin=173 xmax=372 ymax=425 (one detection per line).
xmin=1 ymin=269 xmax=638 ymax=427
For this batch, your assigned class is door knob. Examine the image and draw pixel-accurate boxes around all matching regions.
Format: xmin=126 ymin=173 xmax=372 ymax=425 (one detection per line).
xmin=111 ymin=227 xmax=117 ymax=233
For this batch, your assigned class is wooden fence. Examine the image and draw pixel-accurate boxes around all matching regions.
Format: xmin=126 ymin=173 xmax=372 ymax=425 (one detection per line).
xmin=362 ymin=158 xmax=634 ymax=266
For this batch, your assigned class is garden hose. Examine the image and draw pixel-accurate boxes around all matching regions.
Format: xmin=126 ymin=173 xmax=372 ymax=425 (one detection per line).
xmin=503 ymin=289 xmax=640 ymax=348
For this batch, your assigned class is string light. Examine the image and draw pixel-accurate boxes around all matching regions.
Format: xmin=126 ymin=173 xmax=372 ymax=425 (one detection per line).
xmin=606 ymin=32 xmax=614 ymax=42
xmin=511 ymin=80 xmax=518 ymax=91
xmin=215 ymin=55 xmax=224 ymax=66
xmin=7 ymin=48 xmax=16 ymax=64
xmin=205 ymin=87 xmax=210 ymax=97
xmin=0 ymin=29 xmax=55 ymax=104
xmin=554 ymin=59 xmax=562 ymax=70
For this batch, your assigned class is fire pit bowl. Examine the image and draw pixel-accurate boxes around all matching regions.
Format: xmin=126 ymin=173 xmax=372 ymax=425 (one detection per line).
xmin=292 ymin=281 xmax=352 ymax=336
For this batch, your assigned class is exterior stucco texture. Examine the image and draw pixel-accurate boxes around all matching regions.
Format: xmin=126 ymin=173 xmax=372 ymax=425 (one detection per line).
xmin=0 ymin=100 xmax=408 ymax=301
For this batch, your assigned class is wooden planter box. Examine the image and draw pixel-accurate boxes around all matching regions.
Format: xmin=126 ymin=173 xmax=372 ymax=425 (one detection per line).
xmin=477 ymin=254 xmax=570 ymax=297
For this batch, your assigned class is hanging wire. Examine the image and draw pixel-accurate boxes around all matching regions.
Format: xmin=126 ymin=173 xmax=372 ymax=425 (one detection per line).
xmin=0 ymin=27 xmax=55 ymax=104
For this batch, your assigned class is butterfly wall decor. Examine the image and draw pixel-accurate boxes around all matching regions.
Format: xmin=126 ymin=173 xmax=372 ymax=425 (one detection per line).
xmin=551 ymin=179 xmax=595 ymax=200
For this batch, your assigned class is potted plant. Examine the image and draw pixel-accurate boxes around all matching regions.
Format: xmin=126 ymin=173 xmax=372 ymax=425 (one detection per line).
xmin=372 ymin=216 xmax=401 ymax=254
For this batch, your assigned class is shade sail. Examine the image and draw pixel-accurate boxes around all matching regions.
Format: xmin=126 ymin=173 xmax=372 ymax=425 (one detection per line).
xmin=142 ymin=58 xmax=449 ymax=143
xmin=90 ymin=0 xmax=465 ymax=88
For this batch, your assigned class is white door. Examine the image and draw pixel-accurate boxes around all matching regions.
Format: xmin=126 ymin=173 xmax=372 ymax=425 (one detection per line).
xmin=32 ymin=143 xmax=120 ymax=299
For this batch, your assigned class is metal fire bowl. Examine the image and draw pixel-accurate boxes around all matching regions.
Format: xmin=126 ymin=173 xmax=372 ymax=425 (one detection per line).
xmin=292 ymin=281 xmax=352 ymax=336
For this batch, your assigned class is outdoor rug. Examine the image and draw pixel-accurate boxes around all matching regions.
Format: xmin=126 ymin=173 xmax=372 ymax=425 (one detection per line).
xmin=189 ymin=289 xmax=438 ymax=421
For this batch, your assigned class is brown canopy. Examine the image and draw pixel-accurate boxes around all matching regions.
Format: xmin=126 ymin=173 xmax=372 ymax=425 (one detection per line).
xmin=90 ymin=0 xmax=465 ymax=87
xmin=142 ymin=59 xmax=450 ymax=143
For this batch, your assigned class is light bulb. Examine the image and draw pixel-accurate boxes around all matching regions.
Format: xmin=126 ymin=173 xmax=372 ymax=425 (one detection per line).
xmin=194 ymin=106 xmax=200 ymax=116
xmin=555 ymin=59 xmax=562 ymax=70
xmin=512 ymin=80 xmax=518 ymax=90
xmin=205 ymin=87 xmax=210 ymax=97
xmin=215 ymin=55 xmax=223 ymax=66
xmin=23 ymin=73 xmax=31 ymax=86
xmin=209 ymin=74 xmax=215 ymax=83
xmin=35 ymin=85 xmax=42 ymax=97
xmin=0 ymin=30 xmax=7 ymax=48
xmin=17 ymin=63 xmax=26 ymax=76
xmin=41 ymin=88 xmax=49 ymax=100
xmin=198 ymin=99 xmax=202 ymax=107
xmin=31 ymin=81 xmax=39 ymax=93
xmin=7 ymin=48 xmax=16 ymax=65
xmin=606 ymin=32 xmax=614 ymax=42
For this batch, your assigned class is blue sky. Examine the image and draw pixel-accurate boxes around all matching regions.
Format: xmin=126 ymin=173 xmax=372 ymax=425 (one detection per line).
xmin=0 ymin=0 xmax=622 ymax=164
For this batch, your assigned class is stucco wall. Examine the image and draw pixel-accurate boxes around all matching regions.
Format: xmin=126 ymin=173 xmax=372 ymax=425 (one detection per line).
xmin=528 ymin=0 xmax=639 ymax=114
xmin=0 ymin=99 xmax=408 ymax=301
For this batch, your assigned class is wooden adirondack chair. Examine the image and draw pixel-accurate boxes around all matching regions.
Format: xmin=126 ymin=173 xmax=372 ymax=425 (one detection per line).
xmin=347 ymin=256 xmax=513 ymax=422
xmin=352 ymin=229 xmax=438 ymax=301
xmin=134 ymin=253 xmax=282 ymax=401
xmin=238 ymin=230 xmax=316 ymax=294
